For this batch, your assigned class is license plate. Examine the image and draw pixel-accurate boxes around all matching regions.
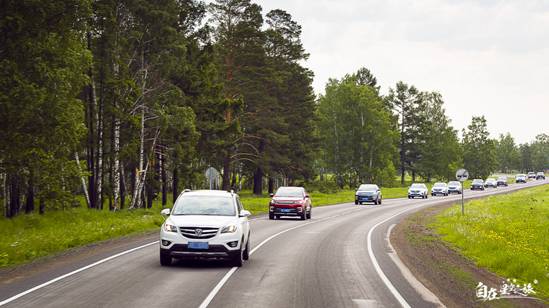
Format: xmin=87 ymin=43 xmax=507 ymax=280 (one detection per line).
xmin=188 ymin=242 xmax=208 ymax=249
xmin=281 ymin=208 xmax=291 ymax=212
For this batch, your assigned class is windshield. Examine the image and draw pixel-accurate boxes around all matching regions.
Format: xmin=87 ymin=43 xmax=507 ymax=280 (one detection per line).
xmin=497 ymin=177 xmax=506 ymax=180
xmin=448 ymin=181 xmax=460 ymax=186
xmin=411 ymin=184 xmax=426 ymax=189
xmin=433 ymin=183 xmax=446 ymax=187
xmin=172 ymin=196 xmax=235 ymax=216
xmin=275 ymin=187 xmax=304 ymax=198
xmin=358 ymin=184 xmax=378 ymax=191
xmin=473 ymin=179 xmax=483 ymax=183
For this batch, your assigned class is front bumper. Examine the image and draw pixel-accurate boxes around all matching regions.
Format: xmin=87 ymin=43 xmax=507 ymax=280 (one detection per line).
xmin=471 ymin=185 xmax=484 ymax=190
xmin=356 ymin=195 xmax=376 ymax=202
xmin=448 ymin=188 xmax=461 ymax=193
xmin=431 ymin=190 xmax=447 ymax=195
xmin=160 ymin=244 xmax=240 ymax=259
xmin=159 ymin=227 xmax=243 ymax=257
xmin=408 ymin=192 xmax=425 ymax=197
xmin=271 ymin=206 xmax=302 ymax=216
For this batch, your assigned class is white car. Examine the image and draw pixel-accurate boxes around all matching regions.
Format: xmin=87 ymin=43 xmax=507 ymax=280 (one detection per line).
xmin=159 ymin=190 xmax=251 ymax=267
xmin=431 ymin=182 xmax=449 ymax=196
xmin=447 ymin=181 xmax=463 ymax=194
xmin=408 ymin=183 xmax=428 ymax=199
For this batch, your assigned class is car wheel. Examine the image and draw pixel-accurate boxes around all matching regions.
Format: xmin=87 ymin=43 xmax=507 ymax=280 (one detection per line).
xmin=379 ymin=197 xmax=382 ymax=205
xmin=306 ymin=209 xmax=312 ymax=219
xmin=301 ymin=211 xmax=306 ymax=220
xmin=232 ymin=247 xmax=244 ymax=267
xmin=243 ymin=237 xmax=250 ymax=261
xmin=160 ymin=249 xmax=172 ymax=266
xmin=355 ymin=200 xmax=358 ymax=205
xmin=269 ymin=213 xmax=274 ymax=220
xmin=373 ymin=199 xmax=378 ymax=205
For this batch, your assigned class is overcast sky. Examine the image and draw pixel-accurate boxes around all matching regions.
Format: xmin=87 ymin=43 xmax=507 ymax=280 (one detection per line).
xmin=254 ymin=0 xmax=549 ymax=143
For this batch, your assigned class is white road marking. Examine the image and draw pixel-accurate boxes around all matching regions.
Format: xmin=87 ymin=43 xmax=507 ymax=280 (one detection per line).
xmin=198 ymin=208 xmax=361 ymax=308
xmin=386 ymin=224 xmax=446 ymax=307
xmin=352 ymin=299 xmax=379 ymax=308
xmin=0 ymin=241 xmax=158 ymax=306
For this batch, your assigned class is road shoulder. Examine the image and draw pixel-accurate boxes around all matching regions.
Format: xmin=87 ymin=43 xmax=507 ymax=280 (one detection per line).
xmin=390 ymin=203 xmax=546 ymax=307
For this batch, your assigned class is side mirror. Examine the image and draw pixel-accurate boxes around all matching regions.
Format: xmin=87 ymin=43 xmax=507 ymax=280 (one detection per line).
xmin=269 ymin=193 xmax=274 ymax=197
xmin=160 ymin=208 xmax=171 ymax=218
xmin=305 ymin=194 xmax=310 ymax=198
xmin=239 ymin=210 xmax=251 ymax=217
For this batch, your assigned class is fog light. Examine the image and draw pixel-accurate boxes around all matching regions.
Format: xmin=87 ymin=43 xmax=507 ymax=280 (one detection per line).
xmin=227 ymin=241 xmax=238 ymax=248
xmin=161 ymin=240 xmax=171 ymax=246
xmin=297 ymin=206 xmax=303 ymax=212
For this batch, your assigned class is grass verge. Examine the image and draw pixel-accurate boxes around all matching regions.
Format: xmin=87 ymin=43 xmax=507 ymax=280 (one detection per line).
xmin=431 ymin=184 xmax=549 ymax=300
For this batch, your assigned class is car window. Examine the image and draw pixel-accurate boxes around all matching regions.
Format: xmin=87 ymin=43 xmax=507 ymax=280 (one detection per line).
xmin=236 ymin=196 xmax=243 ymax=213
xmin=448 ymin=181 xmax=460 ymax=186
xmin=358 ymin=184 xmax=378 ymax=191
xmin=275 ymin=187 xmax=304 ymax=197
xmin=172 ymin=196 xmax=236 ymax=216
xmin=434 ymin=183 xmax=446 ymax=187
xmin=411 ymin=184 xmax=425 ymax=188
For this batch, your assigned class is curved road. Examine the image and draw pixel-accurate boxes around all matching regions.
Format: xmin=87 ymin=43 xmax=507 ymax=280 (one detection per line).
xmin=1 ymin=180 xmax=547 ymax=308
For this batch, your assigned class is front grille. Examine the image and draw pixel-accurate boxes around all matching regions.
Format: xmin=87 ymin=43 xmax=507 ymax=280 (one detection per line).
xmin=179 ymin=227 xmax=219 ymax=239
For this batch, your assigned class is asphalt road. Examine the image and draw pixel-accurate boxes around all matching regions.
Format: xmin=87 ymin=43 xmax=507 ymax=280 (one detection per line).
xmin=1 ymin=179 xmax=547 ymax=308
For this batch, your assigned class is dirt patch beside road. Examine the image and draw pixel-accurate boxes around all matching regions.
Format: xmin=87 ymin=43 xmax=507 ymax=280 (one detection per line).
xmin=391 ymin=204 xmax=546 ymax=307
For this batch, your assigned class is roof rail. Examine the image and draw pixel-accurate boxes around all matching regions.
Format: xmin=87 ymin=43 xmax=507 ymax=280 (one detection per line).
xmin=182 ymin=189 xmax=191 ymax=193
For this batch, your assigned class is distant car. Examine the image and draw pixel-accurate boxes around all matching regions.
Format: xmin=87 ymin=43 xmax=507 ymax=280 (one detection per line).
xmin=527 ymin=172 xmax=536 ymax=179
xmin=496 ymin=176 xmax=508 ymax=187
xmin=431 ymin=182 xmax=449 ymax=196
xmin=471 ymin=179 xmax=485 ymax=190
xmin=536 ymin=172 xmax=546 ymax=180
xmin=447 ymin=181 xmax=462 ymax=194
xmin=408 ymin=183 xmax=428 ymax=199
xmin=355 ymin=184 xmax=382 ymax=205
xmin=159 ymin=189 xmax=251 ymax=267
xmin=516 ymin=174 xmax=527 ymax=183
xmin=484 ymin=178 xmax=497 ymax=188
xmin=269 ymin=186 xmax=312 ymax=220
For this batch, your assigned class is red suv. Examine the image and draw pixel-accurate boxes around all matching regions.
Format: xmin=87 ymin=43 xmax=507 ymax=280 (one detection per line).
xmin=269 ymin=186 xmax=312 ymax=220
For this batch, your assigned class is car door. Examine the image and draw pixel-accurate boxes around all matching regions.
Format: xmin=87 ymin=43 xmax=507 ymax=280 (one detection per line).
xmin=236 ymin=197 xmax=250 ymax=242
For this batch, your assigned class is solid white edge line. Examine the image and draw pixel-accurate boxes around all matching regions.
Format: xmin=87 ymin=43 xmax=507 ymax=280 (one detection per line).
xmin=367 ymin=209 xmax=413 ymax=308
xmin=0 ymin=241 xmax=158 ymax=307
xmin=197 ymin=209 xmax=360 ymax=308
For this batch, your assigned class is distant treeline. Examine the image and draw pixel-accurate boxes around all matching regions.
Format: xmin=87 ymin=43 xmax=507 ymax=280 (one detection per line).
xmin=1 ymin=0 xmax=548 ymax=218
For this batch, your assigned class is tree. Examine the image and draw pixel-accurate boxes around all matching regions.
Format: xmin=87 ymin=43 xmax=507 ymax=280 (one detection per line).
xmin=0 ymin=0 xmax=91 ymax=216
xmin=318 ymin=73 xmax=397 ymax=188
xmin=385 ymin=82 xmax=424 ymax=184
xmin=462 ymin=116 xmax=497 ymax=179
xmin=529 ymin=134 xmax=549 ymax=171
xmin=495 ymin=133 xmax=519 ymax=173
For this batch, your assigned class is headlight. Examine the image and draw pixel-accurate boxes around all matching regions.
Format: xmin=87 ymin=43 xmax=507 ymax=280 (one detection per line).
xmin=221 ymin=224 xmax=238 ymax=234
xmin=164 ymin=223 xmax=177 ymax=232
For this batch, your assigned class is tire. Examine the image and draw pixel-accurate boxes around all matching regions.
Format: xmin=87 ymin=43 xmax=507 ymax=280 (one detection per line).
xmin=269 ymin=213 xmax=274 ymax=220
xmin=378 ymin=198 xmax=382 ymax=205
xmin=373 ymin=199 xmax=378 ymax=205
xmin=160 ymin=249 xmax=172 ymax=266
xmin=275 ymin=215 xmax=280 ymax=219
xmin=300 ymin=211 xmax=306 ymax=220
xmin=355 ymin=200 xmax=358 ymax=205
xmin=243 ymin=237 xmax=250 ymax=261
xmin=232 ymin=248 xmax=244 ymax=267
xmin=306 ymin=209 xmax=311 ymax=219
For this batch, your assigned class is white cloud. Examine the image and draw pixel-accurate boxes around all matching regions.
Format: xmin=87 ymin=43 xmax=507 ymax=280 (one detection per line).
xmin=255 ymin=0 xmax=549 ymax=143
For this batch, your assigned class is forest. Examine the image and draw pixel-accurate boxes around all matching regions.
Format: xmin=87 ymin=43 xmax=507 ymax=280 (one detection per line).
xmin=1 ymin=0 xmax=548 ymax=218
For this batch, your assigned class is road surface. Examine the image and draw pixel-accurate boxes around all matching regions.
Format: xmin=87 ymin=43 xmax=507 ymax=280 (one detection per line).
xmin=1 ymin=180 xmax=547 ymax=308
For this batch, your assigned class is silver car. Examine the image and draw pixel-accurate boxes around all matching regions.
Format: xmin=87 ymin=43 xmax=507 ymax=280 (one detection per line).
xmin=408 ymin=183 xmax=428 ymax=199
xmin=355 ymin=184 xmax=382 ymax=205
xmin=447 ymin=181 xmax=462 ymax=194
xmin=431 ymin=182 xmax=449 ymax=196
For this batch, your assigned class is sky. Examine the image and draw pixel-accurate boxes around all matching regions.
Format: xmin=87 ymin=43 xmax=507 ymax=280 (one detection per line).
xmin=254 ymin=0 xmax=549 ymax=144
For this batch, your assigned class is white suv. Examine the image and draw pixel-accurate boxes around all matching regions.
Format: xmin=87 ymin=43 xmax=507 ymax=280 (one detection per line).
xmin=159 ymin=190 xmax=251 ymax=267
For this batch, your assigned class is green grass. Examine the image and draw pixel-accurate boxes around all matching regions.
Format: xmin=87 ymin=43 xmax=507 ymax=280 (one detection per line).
xmin=431 ymin=184 xmax=549 ymax=300
xmin=0 ymin=205 xmax=165 ymax=268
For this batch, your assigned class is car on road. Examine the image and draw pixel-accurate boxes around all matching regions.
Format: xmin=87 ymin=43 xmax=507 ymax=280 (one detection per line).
xmin=536 ymin=172 xmax=546 ymax=180
xmin=159 ymin=190 xmax=251 ymax=267
xmin=516 ymin=174 xmax=527 ymax=183
xmin=527 ymin=172 xmax=536 ymax=179
xmin=408 ymin=183 xmax=428 ymax=199
xmin=269 ymin=186 xmax=312 ymax=220
xmin=471 ymin=179 xmax=485 ymax=190
xmin=431 ymin=182 xmax=449 ymax=196
xmin=447 ymin=181 xmax=462 ymax=194
xmin=496 ymin=176 xmax=508 ymax=187
xmin=484 ymin=178 xmax=497 ymax=188
xmin=355 ymin=184 xmax=382 ymax=205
